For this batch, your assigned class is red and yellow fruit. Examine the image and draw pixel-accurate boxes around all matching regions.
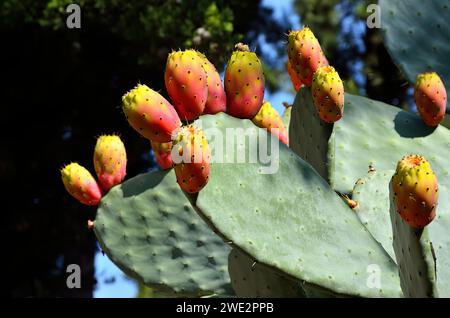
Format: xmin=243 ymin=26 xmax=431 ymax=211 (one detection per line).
xmin=151 ymin=140 xmax=173 ymax=170
xmin=414 ymin=72 xmax=447 ymax=127
xmin=61 ymin=163 xmax=103 ymax=206
xmin=225 ymin=43 xmax=265 ymax=119
xmin=286 ymin=60 xmax=302 ymax=91
xmin=172 ymin=125 xmax=210 ymax=193
xmin=391 ymin=155 xmax=438 ymax=228
xmin=197 ymin=52 xmax=227 ymax=114
xmin=122 ymin=84 xmax=181 ymax=143
xmin=311 ymin=65 xmax=344 ymax=123
xmin=165 ymin=50 xmax=208 ymax=120
xmin=93 ymin=134 xmax=127 ymax=192
xmin=287 ymin=27 xmax=328 ymax=87
xmin=252 ymin=101 xmax=288 ymax=145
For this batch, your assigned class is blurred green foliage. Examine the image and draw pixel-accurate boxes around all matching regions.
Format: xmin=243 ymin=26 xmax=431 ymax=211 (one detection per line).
xmin=1 ymin=0 xmax=239 ymax=67
xmin=1 ymin=0 xmax=288 ymax=76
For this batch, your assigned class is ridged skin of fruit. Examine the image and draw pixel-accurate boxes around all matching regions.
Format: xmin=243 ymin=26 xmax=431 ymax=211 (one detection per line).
xmin=287 ymin=27 xmax=329 ymax=87
xmin=61 ymin=163 xmax=102 ymax=206
xmin=93 ymin=135 xmax=127 ymax=192
xmin=172 ymin=125 xmax=210 ymax=193
xmin=122 ymin=84 xmax=181 ymax=143
xmin=165 ymin=50 xmax=208 ymax=120
xmin=252 ymin=101 xmax=289 ymax=145
xmin=224 ymin=43 xmax=265 ymax=119
xmin=197 ymin=52 xmax=227 ymax=114
xmin=391 ymin=155 xmax=438 ymax=228
xmin=151 ymin=140 xmax=173 ymax=170
xmin=311 ymin=66 xmax=345 ymax=123
xmin=286 ymin=60 xmax=302 ymax=91
xmin=414 ymin=72 xmax=447 ymax=127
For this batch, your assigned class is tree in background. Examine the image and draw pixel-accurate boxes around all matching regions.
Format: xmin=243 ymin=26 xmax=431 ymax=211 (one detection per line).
xmin=2 ymin=0 xmax=289 ymax=297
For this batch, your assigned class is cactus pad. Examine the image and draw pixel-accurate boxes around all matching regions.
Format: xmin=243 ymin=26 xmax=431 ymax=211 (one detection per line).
xmin=389 ymin=180 xmax=437 ymax=297
xmin=94 ymin=170 xmax=232 ymax=296
xmin=289 ymin=88 xmax=334 ymax=182
xmin=228 ymin=249 xmax=306 ymax=297
xmin=193 ymin=113 xmax=402 ymax=297
xmin=353 ymin=170 xmax=396 ymax=262
xmin=349 ymin=168 xmax=450 ymax=296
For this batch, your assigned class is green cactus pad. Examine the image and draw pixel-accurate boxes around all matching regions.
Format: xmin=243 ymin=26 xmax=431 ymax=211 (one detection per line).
xmin=380 ymin=0 xmax=450 ymax=112
xmin=349 ymin=168 xmax=450 ymax=296
xmin=389 ymin=181 xmax=437 ymax=297
xmin=289 ymin=88 xmax=334 ymax=182
xmin=292 ymin=88 xmax=450 ymax=194
xmin=193 ymin=113 xmax=402 ymax=297
xmin=291 ymin=88 xmax=450 ymax=296
xmin=94 ymin=170 xmax=232 ymax=296
xmin=353 ymin=170 xmax=396 ymax=262
xmin=228 ymin=249 xmax=306 ymax=297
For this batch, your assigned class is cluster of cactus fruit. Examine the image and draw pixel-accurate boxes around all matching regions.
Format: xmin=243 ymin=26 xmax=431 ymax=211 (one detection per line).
xmin=60 ymin=0 xmax=450 ymax=298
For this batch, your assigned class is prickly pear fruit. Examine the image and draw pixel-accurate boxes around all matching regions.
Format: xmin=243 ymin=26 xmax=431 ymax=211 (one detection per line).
xmin=172 ymin=125 xmax=210 ymax=193
xmin=414 ymin=72 xmax=447 ymax=127
xmin=391 ymin=155 xmax=438 ymax=228
xmin=61 ymin=163 xmax=102 ymax=206
xmin=225 ymin=43 xmax=265 ymax=119
xmin=93 ymin=134 xmax=127 ymax=192
xmin=122 ymin=84 xmax=181 ymax=143
xmin=287 ymin=27 xmax=328 ymax=87
xmin=197 ymin=52 xmax=227 ymax=114
xmin=165 ymin=50 xmax=208 ymax=120
xmin=252 ymin=101 xmax=289 ymax=145
xmin=150 ymin=140 xmax=173 ymax=170
xmin=286 ymin=60 xmax=302 ymax=91
xmin=311 ymin=65 xmax=344 ymax=123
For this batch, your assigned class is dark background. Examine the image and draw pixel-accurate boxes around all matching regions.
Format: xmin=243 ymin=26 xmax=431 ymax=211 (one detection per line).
xmin=2 ymin=0 xmax=411 ymax=297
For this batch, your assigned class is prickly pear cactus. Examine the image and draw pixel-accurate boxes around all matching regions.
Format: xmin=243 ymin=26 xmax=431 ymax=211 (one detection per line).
xmin=380 ymin=0 xmax=450 ymax=112
xmin=389 ymin=180 xmax=437 ymax=298
xmin=290 ymin=87 xmax=450 ymax=194
xmin=94 ymin=170 xmax=233 ymax=296
xmin=192 ymin=113 xmax=402 ymax=298
xmin=349 ymin=167 xmax=450 ymax=297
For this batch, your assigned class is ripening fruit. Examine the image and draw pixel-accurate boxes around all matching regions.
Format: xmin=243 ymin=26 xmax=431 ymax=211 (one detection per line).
xmin=391 ymin=155 xmax=438 ymax=228
xmin=225 ymin=43 xmax=265 ymax=119
xmin=122 ymin=84 xmax=181 ymax=143
xmin=196 ymin=52 xmax=227 ymax=114
xmin=286 ymin=60 xmax=302 ymax=91
xmin=287 ymin=27 xmax=328 ymax=87
xmin=151 ymin=140 xmax=173 ymax=170
xmin=165 ymin=50 xmax=208 ymax=120
xmin=61 ymin=163 xmax=102 ymax=206
xmin=252 ymin=101 xmax=288 ymax=145
xmin=172 ymin=125 xmax=210 ymax=193
xmin=93 ymin=134 xmax=127 ymax=192
xmin=414 ymin=72 xmax=447 ymax=127
xmin=311 ymin=65 xmax=345 ymax=123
